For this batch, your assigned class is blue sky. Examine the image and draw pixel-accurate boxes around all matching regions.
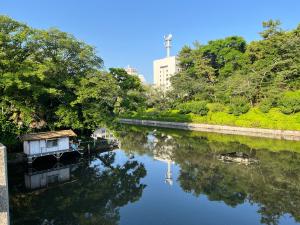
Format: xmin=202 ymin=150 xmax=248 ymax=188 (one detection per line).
xmin=1 ymin=0 xmax=300 ymax=83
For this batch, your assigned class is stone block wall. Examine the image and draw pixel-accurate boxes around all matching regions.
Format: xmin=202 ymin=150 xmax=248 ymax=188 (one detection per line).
xmin=0 ymin=144 xmax=9 ymax=225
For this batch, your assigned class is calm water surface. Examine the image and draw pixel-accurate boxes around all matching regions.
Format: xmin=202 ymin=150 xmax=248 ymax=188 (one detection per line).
xmin=8 ymin=126 xmax=300 ymax=225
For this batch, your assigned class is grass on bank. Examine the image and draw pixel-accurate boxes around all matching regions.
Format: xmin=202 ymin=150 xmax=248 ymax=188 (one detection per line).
xmin=122 ymin=106 xmax=300 ymax=131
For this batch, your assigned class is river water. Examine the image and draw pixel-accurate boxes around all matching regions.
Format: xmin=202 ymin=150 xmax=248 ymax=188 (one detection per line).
xmin=8 ymin=126 xmax=300 ymax=225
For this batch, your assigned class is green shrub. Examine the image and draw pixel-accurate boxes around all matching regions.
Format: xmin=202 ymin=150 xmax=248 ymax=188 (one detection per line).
xmin=228 ymin=96 xmax=250 ymax=116
xmin=177 ymin=101 xmax=209 ymax=116
xmin=146 ymin=110 xmax=160 ymax=117
xmin=208 ymin=103 xmax=226 ymax=112
xmin=177 ymin=103 xmax=190 ymax=114
xmin=0 ymin=114 xmax=23 ymax=146
xmin=278 ymin=90 xmax=300 ymax=114
xmin=258 ymin=98 xmax=273 ymax=113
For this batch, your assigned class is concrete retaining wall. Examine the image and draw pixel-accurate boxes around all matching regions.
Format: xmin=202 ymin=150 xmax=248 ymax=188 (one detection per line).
xmin=0 ymin=144 xmax=9 ymax=225
xmin=119 ymin=119 xmax=300 ymax=141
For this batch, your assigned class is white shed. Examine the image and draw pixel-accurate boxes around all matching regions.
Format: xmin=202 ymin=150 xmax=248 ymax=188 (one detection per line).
xmin=21 ymin=130 xmax=77 ymax=162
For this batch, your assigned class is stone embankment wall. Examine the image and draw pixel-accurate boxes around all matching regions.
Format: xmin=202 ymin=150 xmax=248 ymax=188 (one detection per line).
xmin=120 ymin=119 xmax=300 ymax=141
xmin=0 ymin=144 xmax=9 ymax=225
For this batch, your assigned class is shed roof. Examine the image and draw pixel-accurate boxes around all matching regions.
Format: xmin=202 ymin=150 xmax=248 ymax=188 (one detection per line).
xmin=21 ymin=130 xmax=77 ymax=141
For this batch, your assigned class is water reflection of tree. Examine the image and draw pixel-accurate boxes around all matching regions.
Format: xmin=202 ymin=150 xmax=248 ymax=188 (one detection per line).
xmin=177 ymin=147 xmax=300 ymax=225
xmin=10 ymin=152 xmax=147 ymax=225
xmin=118 ymin=126 xmax=300 ymax=225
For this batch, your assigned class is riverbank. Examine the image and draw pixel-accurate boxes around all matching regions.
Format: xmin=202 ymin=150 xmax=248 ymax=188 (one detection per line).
xmin=0 ymin=144 xmax=9 ymax=225
xmin=119 ymin=119 xmax=300 ymax=141
xmin=122 ymin=107 xmax=300 ymax=131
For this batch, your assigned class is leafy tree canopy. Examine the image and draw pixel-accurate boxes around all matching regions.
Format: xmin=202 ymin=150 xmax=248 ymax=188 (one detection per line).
xmin=166 ymin=20 xmax=300 ymax=112
xmin=0 ymin=16 xmax=146 ymax=143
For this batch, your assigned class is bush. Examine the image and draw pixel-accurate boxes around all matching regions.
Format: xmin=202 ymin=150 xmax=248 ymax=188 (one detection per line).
xmin=0 ymin=114 xmax=23 ymax=146
xmin=208 ymin=103 xmax=226 ymax=112
xmin=144 ymin=108 xmax=160 ymax=117
xmin=228 ymin=96 xmax=250 ymax=116
xmin=278 ymin=90 xmax=300 ymax=114
xmin=258 ymin=98 xmax=273 ymax=113
xmin=177 ymin=101 xmax=209 ymax=116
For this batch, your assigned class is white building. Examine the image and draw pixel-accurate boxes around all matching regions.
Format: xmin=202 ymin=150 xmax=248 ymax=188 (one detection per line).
xmin=153 ymin=34 xmax=179 ymax=92
xmin=124 ymin=65 xmax=147 ymax=84
xmin=124 ymin=66 xmax=138 ymax=76
xmin=21 ymin=130 xmax=78 ymax=163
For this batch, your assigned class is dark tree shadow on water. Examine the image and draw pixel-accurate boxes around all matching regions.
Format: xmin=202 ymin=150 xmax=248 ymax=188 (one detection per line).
xmin=10 ymin=151 xmax=147 ymax=225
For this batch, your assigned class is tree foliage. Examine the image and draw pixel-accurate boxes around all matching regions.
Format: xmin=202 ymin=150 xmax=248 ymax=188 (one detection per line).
xmin=0 ymin=16 xmax=145 ymax=141
xmin=109 ymin=68 xmax=146 ymax=114
xmin=166 ymin=20 xmax=300 ymax=117
xmin=177 ymin=101 xmax=208 ymax=116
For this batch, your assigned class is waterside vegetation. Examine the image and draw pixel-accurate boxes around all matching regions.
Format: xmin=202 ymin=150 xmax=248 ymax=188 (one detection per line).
xmin=124 ymin=106 xmax=300 ymax=131
xmin=125 ymin=20 xmax=300 ymax=130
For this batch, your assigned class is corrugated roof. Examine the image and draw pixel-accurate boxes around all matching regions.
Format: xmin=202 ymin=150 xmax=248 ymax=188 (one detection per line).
xmin=21 ymin=130 xmax=77 ymax=141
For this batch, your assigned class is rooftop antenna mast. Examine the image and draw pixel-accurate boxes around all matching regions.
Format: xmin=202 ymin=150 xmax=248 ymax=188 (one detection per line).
xmin=164 ymin=34 xmax=172 ymax=57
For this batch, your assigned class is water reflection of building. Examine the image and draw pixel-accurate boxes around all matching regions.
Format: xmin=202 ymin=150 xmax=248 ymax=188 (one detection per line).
xmin=154 ymin=151 xmax=174 ymax=186
xmin=91 ymin=128 xmax=120 ymax=149
xmin=92 ymin=128 xmax=114 ymax=140
xmin=145 ymin=133 xmax=158 ymax=149
xmin=150 ymin=133 xmax=175 ymax=186
xmin=25 ymin=163 xmax=78 ymax=190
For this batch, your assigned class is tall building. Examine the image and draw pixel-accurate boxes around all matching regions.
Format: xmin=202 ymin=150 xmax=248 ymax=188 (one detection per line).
xmin=124 ymin=65 xmax=146 ymax=84
xmin=153 ymin=34 xmax=179 ymax=92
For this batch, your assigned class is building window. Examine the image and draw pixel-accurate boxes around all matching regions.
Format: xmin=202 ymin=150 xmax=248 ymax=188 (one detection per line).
xmin=46 ymin=139 xmax=58 ymax=148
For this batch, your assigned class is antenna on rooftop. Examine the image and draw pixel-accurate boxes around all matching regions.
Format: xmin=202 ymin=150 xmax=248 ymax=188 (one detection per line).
xmin=164 ymin=34 xmax=172 ymax=57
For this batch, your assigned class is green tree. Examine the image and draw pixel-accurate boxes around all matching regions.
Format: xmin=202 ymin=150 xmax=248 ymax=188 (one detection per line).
xmin=0 ymin=16 xmax=147 ymax=142
xmin=167 ymin=20 xmax=300 ymax=114
xmin=170 ymin=45 xmax=215 ymax=102
xmin=260 ymin=19 xmax=282 ymax=39
xmin=201 ymin=36 xmax=247 ymax=77
xmin=0 ymin=16 xmax=106 ymax=132
xmin=109 ymin=68 xmax=146 ymax=114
